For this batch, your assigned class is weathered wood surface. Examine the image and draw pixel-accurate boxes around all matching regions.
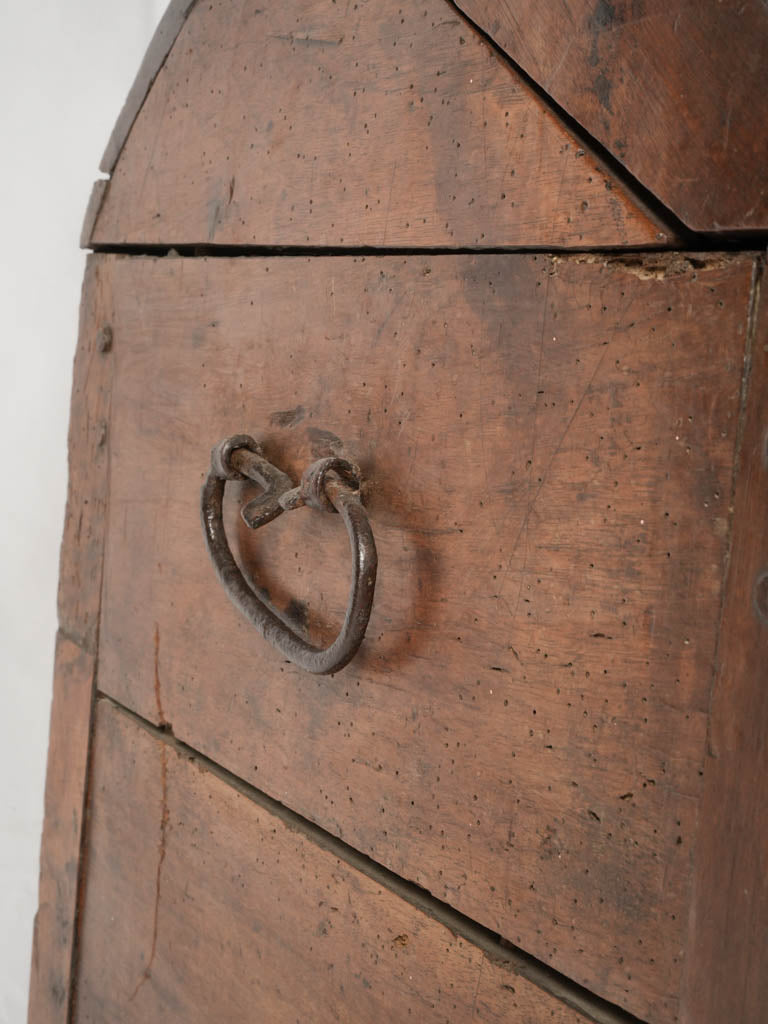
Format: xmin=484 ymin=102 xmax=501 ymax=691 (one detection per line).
xmin=75 ymin=699 xmax=592 ymax=1023
xmin=28 ymin=638 xmax=95 ymax=1024
xmin=29 ymin=259 xmax=114 ymax=1024
xmin=682 ymin=261 xmax=768 ymax=1024
xmin=96 ymin=251 xmax=756 ymax=1020
xmin=454 ymin=0 xmax=768 ymax=233
xmin=99 ymin=0 xmax=199 ymax=174
xmin=89 ymin=0 xmax=673 ymax=250
xmin=79 ymin=180 xmax=109 ymax=251
xmin=54 ymin=260 xmax=114 ymax=653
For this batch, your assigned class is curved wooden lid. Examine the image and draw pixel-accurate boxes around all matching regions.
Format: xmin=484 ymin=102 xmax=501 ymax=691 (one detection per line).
xmin=84 ymin=0 xmax=677 ymax=249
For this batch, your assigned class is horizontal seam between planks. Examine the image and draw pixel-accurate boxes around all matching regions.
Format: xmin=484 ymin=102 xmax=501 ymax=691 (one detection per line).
xmin=98 ymin=691 xmax=647 ymax=1024
xmin=88 ymin=242 xmax=766 ymax=258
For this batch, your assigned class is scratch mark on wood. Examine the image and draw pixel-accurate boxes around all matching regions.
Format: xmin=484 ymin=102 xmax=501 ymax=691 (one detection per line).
xmin=129 ymin=743 xmax=169 ymax=1001
xmin=270 ymin=32 xmax=343 ymax=46
xmin=470 ymin=957 xmax=484 ymax=1020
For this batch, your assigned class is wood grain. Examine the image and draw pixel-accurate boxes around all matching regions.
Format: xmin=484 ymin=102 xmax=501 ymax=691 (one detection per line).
xmin=28 ymin=637 xmax=95 ymax=1024
xmin=75 ymin=698 xmax=592 ymax=1024
xmin=28 ymin=259 xmax=114 ymax=1023
xmin=682 ymin=262 xmax=768 ymax=1024
xmin=89 ymin=0 xmax=673 ymax=249
xmin=95 ymin=251 xmax=755 ymax=1020
xmin=55 ymin=259 xmax=114 ymax=652
xmin=453 ymin=0 xmax=768 ymax=233
xmin=99 ymin=0 xmax=200 ymax=174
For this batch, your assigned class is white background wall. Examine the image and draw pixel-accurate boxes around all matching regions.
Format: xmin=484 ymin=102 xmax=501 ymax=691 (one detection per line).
xmin=0 ymin=3 xmax=167 ymax=1020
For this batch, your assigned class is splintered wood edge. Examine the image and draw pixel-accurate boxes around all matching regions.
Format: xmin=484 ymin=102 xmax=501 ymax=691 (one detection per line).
xmin=99 ymin=0 xmax=200 ymax=175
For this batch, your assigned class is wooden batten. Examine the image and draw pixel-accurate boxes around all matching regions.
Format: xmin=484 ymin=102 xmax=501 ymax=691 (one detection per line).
xmin=85 ymin=0 xmax=675 ymax=250
xmin=28 ymin=258 xmax=114 ymax=1023
xmin=99 ymin=0 xmax=200 ymax=175
xmin=682 ymin=260 xmax=768 ymax=1024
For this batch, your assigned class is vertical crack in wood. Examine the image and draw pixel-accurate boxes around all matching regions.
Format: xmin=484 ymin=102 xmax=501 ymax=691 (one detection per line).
xmin=153 ymin=623 xmax=167 ymax=727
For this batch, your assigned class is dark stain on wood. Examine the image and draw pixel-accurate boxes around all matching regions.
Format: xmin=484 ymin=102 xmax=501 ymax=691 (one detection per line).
xmin=269 ymin=405 xmax=305 ymax=429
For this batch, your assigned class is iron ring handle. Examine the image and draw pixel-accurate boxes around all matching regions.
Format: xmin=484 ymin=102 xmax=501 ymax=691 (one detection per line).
xmin=201 ymin=435 xmax=377 ymax=675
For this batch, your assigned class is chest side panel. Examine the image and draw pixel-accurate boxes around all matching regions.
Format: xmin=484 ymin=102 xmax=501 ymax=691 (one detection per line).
xmin=96 ymin=251 xmax=753 ymax=1020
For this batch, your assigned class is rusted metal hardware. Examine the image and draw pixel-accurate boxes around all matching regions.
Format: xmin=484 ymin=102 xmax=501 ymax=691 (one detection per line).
xmin=201 ymin=435 xmax=377 ymax=674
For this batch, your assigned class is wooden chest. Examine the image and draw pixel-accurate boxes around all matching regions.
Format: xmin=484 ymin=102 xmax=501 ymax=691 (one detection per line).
xmin=30 ymin=2 xmax=768 ymax=1022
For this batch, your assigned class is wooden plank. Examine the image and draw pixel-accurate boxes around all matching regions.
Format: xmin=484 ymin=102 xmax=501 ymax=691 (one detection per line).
xmin=99 ymin=0 xmax=200 ymax=174
xmin=28 ymin=637 xmax=95 ymax=1024
xmin=453 ymin=0 xmax=768 ymax=233
xmin=28 ymin=258 xmax=114 ymax=1023
xmin=682 ymin=262 xmax=768 ymax=1023
xmin=75 ymin=699 xmax=594 ymax=1024
xmin=89 ymin=0 xmax=674 ymax=249
xmin=96 ymin=251 xmax=754 ymax=1021
xmin=55 ymin=258 xmax=114 ymax=652
xmin=79 ymin=180 xmax=109 ymax=251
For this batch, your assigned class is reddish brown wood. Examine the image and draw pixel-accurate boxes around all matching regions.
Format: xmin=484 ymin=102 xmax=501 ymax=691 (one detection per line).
xmin=29 ymin=259 xmax=114 ymax=1023
xmin=95 ymin=250 xmax=755 ymax=1021
xmin=89 ymin=0 xmax=674 ymax=249
xmin=75 ymin=699 xmax=592 ymax=1024
xmin=682 ymin=262 xmax=768 ymax=1024
xmin=453 ymin=0 xmax=768 ymax=233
